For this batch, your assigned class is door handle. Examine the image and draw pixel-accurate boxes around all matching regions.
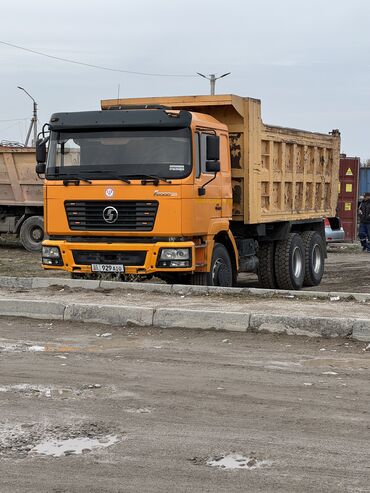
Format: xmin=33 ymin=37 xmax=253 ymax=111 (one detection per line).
xmin=215 ymin=204 xmax=222 ymax=211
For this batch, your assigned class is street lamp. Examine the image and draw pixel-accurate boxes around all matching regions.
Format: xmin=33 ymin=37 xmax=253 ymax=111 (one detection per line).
xmin=197 ymin=72 xmax=231 ymax=95
xmin=17 ymin=86 xmax=38 ymax=147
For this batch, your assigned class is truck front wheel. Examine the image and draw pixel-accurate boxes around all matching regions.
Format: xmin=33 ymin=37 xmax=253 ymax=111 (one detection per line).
xmin=301 ymin=231 xmax=325 ymax=287
xmin=19 ymin=216 xmax=44 ymax=252
xmin=191 ymin=243 xmax=234 ymax=287
xmin=274 ymin=233 xmax=305 ymax=290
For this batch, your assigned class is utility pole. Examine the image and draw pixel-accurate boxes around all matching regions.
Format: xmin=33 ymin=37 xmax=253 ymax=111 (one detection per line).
xmin=17 ymin=86 xmax=38 ymax=147
xmin=197 ymin=72 xmax=231 ymax=95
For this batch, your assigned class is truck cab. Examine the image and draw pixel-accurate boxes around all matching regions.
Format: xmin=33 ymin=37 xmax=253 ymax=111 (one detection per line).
xmin=39 ymin=106 xmax=237 ymax=286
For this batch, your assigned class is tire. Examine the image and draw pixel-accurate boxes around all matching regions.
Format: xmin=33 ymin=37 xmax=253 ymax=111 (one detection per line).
xmin=257 ymin=241 xmax=277 ymax=289
xmin=190 ymin=272 xmax=208 ymax=285
xmin=191 ymin=243 xmax=233 ymax=287
xmin=301 ymin=231 xmax=325 ymax=287
xmin=19 ymin=216 xmax=44 ymax=252
xmin=159 ymin=273 xmax=191 ymax=285
xmin=274 ymin=233 xmax=305 ymax=290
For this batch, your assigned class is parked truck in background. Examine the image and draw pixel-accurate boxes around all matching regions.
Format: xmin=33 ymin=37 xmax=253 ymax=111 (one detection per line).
xmin=36 ymin=94 xmax=340 ymax=290
xmin=0 ymin=146 xmax=44 ymax=251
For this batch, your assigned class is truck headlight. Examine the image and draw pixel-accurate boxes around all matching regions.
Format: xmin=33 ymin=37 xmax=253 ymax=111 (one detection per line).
xmin=42 ymin=246 xmax=61 ymax=258
xmin=160 ymin=248 xmax=190 ymax=260
xmin=42 ymin=246 xmax=63 ymax=266
xmin=157 ymin=248 xmax=191 ymax=268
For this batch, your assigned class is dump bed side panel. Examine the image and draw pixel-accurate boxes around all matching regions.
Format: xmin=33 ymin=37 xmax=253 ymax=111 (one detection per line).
xmin=0 ymin=148 xmax=43 ymax=206
xmin=257 ymin=124 xmax=340 ymax=224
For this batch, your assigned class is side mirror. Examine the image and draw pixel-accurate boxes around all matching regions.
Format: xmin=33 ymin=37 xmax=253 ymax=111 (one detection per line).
xmin=36 ymin=162 xmax=46 ymax=175
xmin=36 ymin=138 xmax=47 ymax=164
xmin=205 ymin=160 xmax=220 ymax=173
xmin=206 ymin=135 xmax=220 ymax=161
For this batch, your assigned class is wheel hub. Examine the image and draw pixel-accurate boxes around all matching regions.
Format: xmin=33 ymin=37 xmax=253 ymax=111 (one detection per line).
xmin=30 ymin=226 xmax=43 ymax=242
xmin=312 ymin=244 xmax=322 ymax=274
xmin=292 ymin=246 xmax=303 ymax=278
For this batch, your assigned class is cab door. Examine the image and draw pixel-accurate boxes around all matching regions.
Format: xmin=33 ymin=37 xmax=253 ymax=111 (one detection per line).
xmin=192 ymin=131 xmax=222 ymax=233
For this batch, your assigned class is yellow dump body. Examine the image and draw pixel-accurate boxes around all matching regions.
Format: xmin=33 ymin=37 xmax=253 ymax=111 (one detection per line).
xmin=101 ymin=95 xmax=340 ymax=224
xmin=0 ymin=147 xmax=43 ymax=206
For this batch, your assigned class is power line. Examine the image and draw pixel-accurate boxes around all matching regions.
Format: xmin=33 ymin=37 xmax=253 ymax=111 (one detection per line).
xmin=0 ymin=117 xmax=29 ymax=122
xmin=0 ymin=40 xmax=197 ymax=78
xmin=0 ymin=121 xmax=24 ymax=133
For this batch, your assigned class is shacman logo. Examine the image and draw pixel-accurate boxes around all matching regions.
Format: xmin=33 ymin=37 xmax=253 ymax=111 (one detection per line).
xmin=102 ymin=206 xmax=119 ymax=224
xmin=105 ymin=188 xmax=114 ymax=198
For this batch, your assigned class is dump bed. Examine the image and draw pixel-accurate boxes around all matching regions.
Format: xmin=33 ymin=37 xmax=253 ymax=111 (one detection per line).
xmin=101 ymin=95 xmax=340 ymax=224
xmin=0 ymin=147 xmax=43 ymax=206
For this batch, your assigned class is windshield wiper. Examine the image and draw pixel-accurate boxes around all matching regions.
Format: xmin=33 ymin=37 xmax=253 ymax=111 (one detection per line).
xmin=50 ymin=172 xmax=92 ymax=185
xmin=123 ymin=174 xmax=172 ymax=185
xmin=85 ymin=170 xmax=131 ymax=184
xmin=62 ymin=177 xmax=92 ymax=185
xmin=53 ymin=171 xmax=131 ymax=184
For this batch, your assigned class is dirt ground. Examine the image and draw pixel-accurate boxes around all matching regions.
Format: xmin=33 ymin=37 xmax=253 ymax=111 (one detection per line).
xmin=0 ymin=234 xmax=369 ymax=293
xmin=0 ymin=317 xmax=369 ymax=492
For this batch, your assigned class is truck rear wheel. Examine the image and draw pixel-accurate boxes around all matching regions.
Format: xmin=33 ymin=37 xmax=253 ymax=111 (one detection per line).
xmin=301 ymin=231 xmax=325 ymax=287
xmin=257 ymin=241 xmax=277 ymax=289
xmin=19 ymin=216 xmax=44 ymax=252
xmin=274 ymin=233 xmax=305 ymax=290
xmin=191 ymin=243 xmax=233 ymax=287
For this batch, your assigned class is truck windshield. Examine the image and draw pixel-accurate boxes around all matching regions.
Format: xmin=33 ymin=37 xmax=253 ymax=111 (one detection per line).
xmin=46 ymin=128 xmax=192 ymax=180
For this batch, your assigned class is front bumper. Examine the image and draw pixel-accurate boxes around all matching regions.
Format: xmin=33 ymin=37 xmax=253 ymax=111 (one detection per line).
xmin=41 ymin=239 xmax=195 ymax=274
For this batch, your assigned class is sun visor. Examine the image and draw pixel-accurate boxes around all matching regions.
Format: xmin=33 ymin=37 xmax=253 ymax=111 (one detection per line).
xmin=49 ymin=109 xmax=192 ymax=131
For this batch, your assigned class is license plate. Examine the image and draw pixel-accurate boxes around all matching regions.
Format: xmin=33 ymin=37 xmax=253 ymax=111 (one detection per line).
xmin=91 ymin=264 xmax=125 ymax=273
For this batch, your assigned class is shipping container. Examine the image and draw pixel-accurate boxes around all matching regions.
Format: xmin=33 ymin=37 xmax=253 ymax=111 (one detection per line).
xmin=359 ymin=167 xmax=370 ymax=197
xmin=337 ymin=155 xmax=360 ymax=241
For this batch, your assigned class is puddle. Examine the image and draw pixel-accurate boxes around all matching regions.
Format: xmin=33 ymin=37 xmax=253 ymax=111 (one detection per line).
xmin=31 ymin=435 xmax=119 ymax=457
xmin=0 ymin=422 xmax=122 ymax=459
xmin=206 ymin=454 xmax=272 ymax=470
xmin=264 ymin=361 xmax=302 ymax=371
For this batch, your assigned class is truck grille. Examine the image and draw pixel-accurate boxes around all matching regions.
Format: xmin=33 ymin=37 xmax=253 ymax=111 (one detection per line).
xmin=73 ymin=250 xmax=147 ymax=266
xmin=65 ymin=201 xmax=158 ymax=231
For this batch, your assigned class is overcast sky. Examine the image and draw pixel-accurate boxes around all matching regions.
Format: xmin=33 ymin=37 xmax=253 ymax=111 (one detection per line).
xmin=1 ymin=0 xmax=369 ymax=159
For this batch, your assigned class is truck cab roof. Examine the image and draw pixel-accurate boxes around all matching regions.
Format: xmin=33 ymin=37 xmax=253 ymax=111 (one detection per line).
xmin=48 ymin=109 xmax=192 ymax=131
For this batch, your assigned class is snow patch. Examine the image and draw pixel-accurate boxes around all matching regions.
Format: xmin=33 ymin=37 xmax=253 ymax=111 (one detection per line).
xmin=207 ymin=454 xmax=272 ymax=470
xmin=0 ymin=384 xmax=52 ymax=397
xmin=31 ymin=435 xmax=119 ymax=457
xmin=0 ymin=342 xmax=45 ymax=353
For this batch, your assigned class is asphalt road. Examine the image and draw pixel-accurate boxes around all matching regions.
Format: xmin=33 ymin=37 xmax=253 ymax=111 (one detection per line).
xmin=0 ymin=317 xmax=369 ymax=492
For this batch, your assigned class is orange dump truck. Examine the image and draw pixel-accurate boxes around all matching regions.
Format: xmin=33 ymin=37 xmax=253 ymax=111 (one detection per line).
xmin=37 ymin=95 xmax=340 ymax=289
xmin=0 ymin=146 xmax=44 ymax=251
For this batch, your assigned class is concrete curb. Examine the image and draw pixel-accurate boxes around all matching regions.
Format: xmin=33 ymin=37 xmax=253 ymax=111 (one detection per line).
xmin=249 ymin=314 xmax=361 ymax=338
xmin=1 ymin=275 xmax=370 ymax=303
xmin=0 ymin=296 xmax=369 ymax=341
xmin=153 ymin=308 xmax=250 ymax=332
xmin=0 ymin=298 xmax=65 ymax=320
xmin=64 ymin=303 xmax=153 ymax=327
